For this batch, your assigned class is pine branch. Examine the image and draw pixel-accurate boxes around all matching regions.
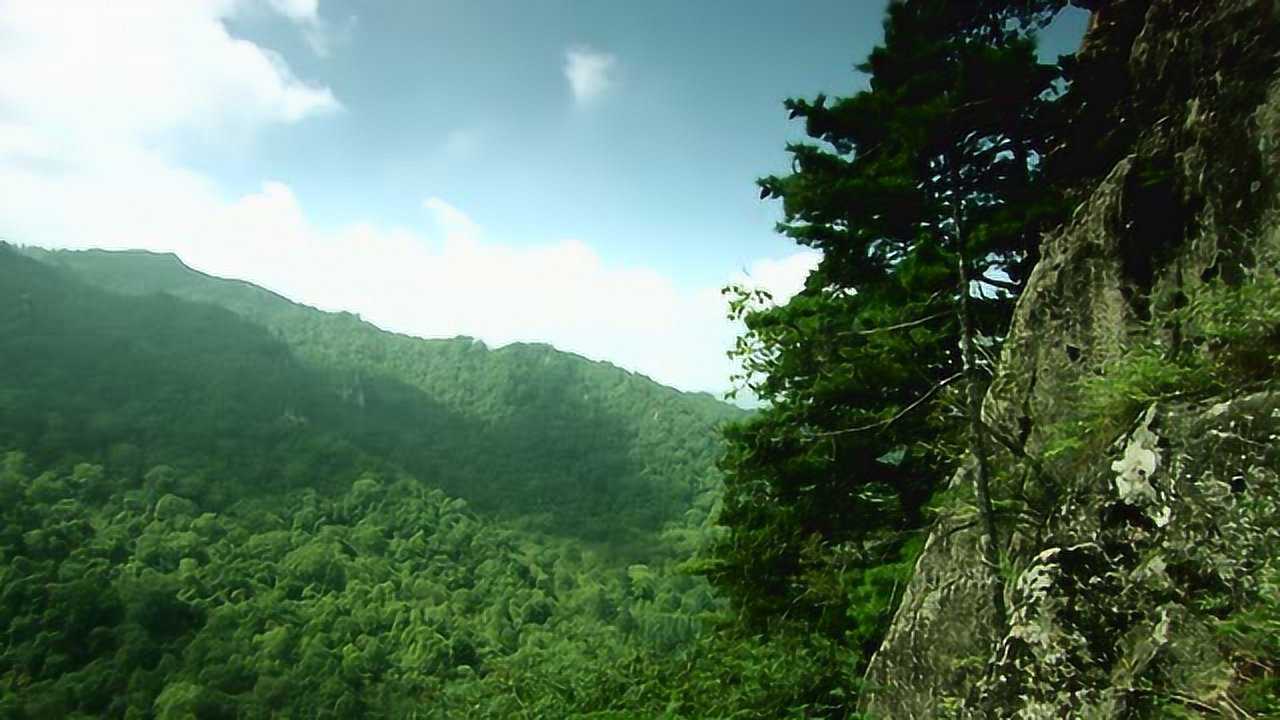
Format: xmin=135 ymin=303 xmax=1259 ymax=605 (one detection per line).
xmin=837 ymin=310 xmax=951 ymax=337
xmin=812 ymin=372 xmax=962 ymax=437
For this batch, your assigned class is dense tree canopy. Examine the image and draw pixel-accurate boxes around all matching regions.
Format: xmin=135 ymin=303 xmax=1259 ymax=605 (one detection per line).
xmin=0 ymin=239 xmax=887 ymax=717
xmin=5 ymin=245 xmax=741 ymax=555
xmin=1 ymin=246 xmax=868 ymax=717
xmin=707 ymin=0 xmax=1072 ymax=649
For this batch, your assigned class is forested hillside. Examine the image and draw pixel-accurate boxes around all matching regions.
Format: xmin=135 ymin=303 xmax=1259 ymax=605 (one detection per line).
xmin=6 ymin=0 xmax=1278 ymax=717
xmin=9 ymin=245 xmax=741 ymax=553
xmin=2 ymin=245 xmax=847 ymax=718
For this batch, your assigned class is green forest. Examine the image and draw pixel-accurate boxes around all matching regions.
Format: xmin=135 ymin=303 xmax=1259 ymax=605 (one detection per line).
xmin=3 ymin=0 xmax=1279 ymax=718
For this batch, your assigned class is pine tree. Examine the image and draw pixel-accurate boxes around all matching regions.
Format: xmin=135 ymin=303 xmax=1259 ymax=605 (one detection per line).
xmin=707 ymin=0 xmax=1069 ymax=648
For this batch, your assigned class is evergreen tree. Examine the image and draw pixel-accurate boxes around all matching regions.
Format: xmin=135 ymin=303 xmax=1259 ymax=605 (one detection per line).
xmin=707 ymin=0 xmax=1068 ymax=649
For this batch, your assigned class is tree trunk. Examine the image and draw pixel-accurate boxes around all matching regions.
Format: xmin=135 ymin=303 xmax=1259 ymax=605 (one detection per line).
xmin=957 ymin=250 xmax=1008 ymax=634
xmin=950 ymin=165 xmax=1009 ymax=636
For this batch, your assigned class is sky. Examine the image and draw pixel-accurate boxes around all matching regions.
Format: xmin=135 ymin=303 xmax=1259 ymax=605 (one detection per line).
xmin=0 ymin=1 xmax=1088 ymax=400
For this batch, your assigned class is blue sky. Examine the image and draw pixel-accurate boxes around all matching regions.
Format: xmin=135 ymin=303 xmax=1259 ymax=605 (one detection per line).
xmin=201 ymin=1 xmax=918 ymax=284
xmin=0 ymin=1 xmax=1087 ymax=398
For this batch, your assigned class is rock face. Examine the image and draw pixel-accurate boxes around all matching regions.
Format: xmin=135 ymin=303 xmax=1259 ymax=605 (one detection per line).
xmin=862 ymin=1 xmax=1280 ymax=716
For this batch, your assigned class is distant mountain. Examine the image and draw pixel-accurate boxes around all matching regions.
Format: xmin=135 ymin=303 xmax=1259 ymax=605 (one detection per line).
xmin=5 ymin=244 xmax=745 ymax=551
xmin=0 ymin=244 xmax=844 ymax=719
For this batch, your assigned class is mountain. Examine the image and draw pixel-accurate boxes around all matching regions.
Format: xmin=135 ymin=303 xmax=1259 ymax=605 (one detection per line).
xmin=4 ymin=245 xmax=744 ymax=551
xmin=0 ymin=244 xmax=855 ymax=719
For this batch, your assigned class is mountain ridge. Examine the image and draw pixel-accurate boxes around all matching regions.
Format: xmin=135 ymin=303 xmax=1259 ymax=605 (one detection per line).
xmin=16 ymin=244 xmax=732 ymax=407
xmin=4 ymin=243 xmax=743 ymax=553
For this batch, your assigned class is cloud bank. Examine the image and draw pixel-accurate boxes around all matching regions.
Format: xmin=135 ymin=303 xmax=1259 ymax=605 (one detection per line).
xmin=0 ymin=2 xmax=818 ymax=398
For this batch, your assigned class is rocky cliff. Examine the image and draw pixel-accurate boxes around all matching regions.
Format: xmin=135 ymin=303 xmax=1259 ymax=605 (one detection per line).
xmin=862 ymin=1 xmax=1280 ymax=716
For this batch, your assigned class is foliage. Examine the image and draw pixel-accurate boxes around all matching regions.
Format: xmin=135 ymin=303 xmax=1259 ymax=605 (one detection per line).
xmin=1214 ymin=563 xmax=1280 ymax=718
xmin=1041 ymin=345 xmax=1217 ymax=467
xmin=4 ymin=244 xmax=742 ymax=555
xmin=1178 ymin=254 xmax=1280 ymax=384
xmin=708 ymin=0 xmax=1069 ymax=650
xmin=1043 ymin=260 xmax=1280 ymax=468
xmin=0 ymin=450 xmax=876 ymax=718
xmin=0 ymin=243 xmax=879 ymax=718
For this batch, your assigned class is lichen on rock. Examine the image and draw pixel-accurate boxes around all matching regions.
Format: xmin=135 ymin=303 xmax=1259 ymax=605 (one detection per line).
xmin=1110 ymin=405 xmax=1166 ymax=521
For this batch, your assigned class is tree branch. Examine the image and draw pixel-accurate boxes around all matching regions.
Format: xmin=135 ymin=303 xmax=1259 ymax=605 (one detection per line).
xmin=812 ymin=372 xmax=962 ymax=437
xmin=837 ymin=310 xmax=951 ymax=337
xmin=975 ymin=339 xmax=1000 ymax=371
xmin=979 ymin=273 xmax=1022 ymax=292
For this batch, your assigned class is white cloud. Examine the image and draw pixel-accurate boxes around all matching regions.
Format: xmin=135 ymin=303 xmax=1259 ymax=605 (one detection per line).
xmin=564 ymin=47 xmax=617 ymax=105
xmin=0 ymin=2 xmax=339 ymax=146
xmin=5 ymin=157 xmax=816 ymax=396
xmin=0 ymin=1 xmax=818 ymax=400
xmin=38 ymin=179 xmax=815 ymax=395
xmin=733 ymin=251 xmax=820 ymax=304
xmin=422 ymin=197 xmax=482 ymax=240
xmin=267 ymin=0 xmax=319 ymax=24
xmin=266 ymin=0 xmax=335 ymax=56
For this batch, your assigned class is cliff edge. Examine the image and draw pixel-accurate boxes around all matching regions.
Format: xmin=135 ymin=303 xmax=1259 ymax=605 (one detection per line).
xmin=863 ymin=1 xmax=1280 ymax=716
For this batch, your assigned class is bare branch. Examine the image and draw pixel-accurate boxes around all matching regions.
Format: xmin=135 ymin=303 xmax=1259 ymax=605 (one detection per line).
xmin=838 ymin=310 xmax=951 ymax=337
xmin=812 ymin=372 xmax=962 ymax=437
xmin=979 ymin=273 xmax=1021 ymax=292
xmin=975 ymin=340 xmax=1000 ymax=370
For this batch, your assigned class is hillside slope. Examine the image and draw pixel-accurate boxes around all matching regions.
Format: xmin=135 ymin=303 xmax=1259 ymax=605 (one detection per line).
xmin=0 ymin=247 xmax=854 ymax=719
xmin=7 ymin=245 xmax=744 ymax=550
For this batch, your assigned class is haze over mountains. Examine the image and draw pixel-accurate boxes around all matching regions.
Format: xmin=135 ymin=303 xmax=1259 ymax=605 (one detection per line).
xmin=3 ymin=244 xmax=743 ymax=551
xmin=0 ymin=242 xmax=786 ymax=716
